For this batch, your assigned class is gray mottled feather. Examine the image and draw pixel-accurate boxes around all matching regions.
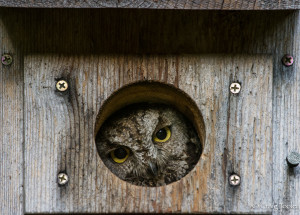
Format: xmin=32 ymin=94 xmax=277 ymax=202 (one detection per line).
xmin=96 ymin=103 xmax=201 ymax=187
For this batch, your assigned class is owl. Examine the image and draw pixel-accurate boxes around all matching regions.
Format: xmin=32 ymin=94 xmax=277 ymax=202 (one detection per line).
xmin=96 ymin=103 xmax=201 ymax=186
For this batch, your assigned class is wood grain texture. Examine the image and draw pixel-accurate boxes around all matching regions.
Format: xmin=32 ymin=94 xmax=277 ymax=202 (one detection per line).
xmin=0 ymin=9 xmax=293 ymax=55
xmin=271 ymin=11 xmax=300 ymax=215
xmin=0 ymin=8 xmax=299 ymax=214
xmin=0 ymin=14 xmax=24 ymax=215
xmin=24 ymin=54 xmax=273 ymax=214
xmin=0 ymin=0 xmax=299 ymax=10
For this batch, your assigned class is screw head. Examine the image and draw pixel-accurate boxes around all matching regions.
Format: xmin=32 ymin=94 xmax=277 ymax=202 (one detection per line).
xmin=56 ymin=80 xmax=68 ymax=92
xmin=230 ymin=82 xmax=241 ymax=94
xmin=282 ymin=54 xmax=294 ymax=67
xmin=229 ymin=174 xmax=241 ymax=186
xmin=286 ymin=151 xmax=300 ymax=168
xmin=57 ymin=173 xmax=69 ymax=185
xmin=1 ymin=54 xmax=13 ymax=66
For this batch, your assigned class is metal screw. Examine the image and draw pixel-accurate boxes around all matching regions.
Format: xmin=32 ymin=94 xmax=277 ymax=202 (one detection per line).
xmin=286 ymin=151 xmax=300 ymax=168
xmin=57 ymin=173 xmax=69 ymax=185
xmin=56 ymin=80 xmax=68 ymax=92
xmin=1 ymin=54 xmax=13 ymax=66
xmin=230 ymin=82 xmax=241 ymax=94
xmin=229 ymin=174 xmax=241 ymax=186
xmin=282 ymin=54 xmax=294 ymax=67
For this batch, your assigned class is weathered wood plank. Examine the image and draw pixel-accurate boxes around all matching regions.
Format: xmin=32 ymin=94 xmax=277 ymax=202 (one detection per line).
xmin=0 ymin=9 xmax=289 ymax=55
xmin=271 ymin=11 xmax=300 ymax=215
xmin=0 ymin=0 xmax=299 ymax=10
xmin=24 ymin=54 xmax=273 ymax=214
xmin=0 ymin=14 xmax=24 ymax=215
xmin=0 ymin=8 xmax=298 ymax=214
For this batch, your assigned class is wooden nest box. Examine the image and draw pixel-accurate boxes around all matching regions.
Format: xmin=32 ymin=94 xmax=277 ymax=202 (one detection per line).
xmin=1 ymin=1 xmax=300 ymax=215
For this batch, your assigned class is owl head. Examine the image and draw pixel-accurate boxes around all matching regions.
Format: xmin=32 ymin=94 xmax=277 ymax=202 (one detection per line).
xmin=96 ymin=103 xmax=201 ymax=186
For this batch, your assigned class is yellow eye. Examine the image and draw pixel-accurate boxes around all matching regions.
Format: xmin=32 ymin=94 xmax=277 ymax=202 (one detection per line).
xmin=110 ymin=147 xmax=130 ymax=163
xmin=153 ymin=127 xmax=171 ymax=143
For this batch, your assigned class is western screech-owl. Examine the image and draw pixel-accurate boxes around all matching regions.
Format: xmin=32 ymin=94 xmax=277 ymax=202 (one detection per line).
xmin=96 ymin=103 xmax=201 ymax=186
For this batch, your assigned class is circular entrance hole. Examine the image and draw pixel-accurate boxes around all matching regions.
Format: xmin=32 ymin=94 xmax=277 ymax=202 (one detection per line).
xmin=95 ymin=81 xmax=205 ymax=187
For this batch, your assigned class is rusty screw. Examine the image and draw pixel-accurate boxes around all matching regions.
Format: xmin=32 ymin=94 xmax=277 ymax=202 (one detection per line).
xmin=230 ymin=82 xmax=241 ymax=94
xmin=57 ymin=173 xmax=69 ymax=186
xmin=229 ymin=174 xmax=241 ymax=186
xmin=1 ymin=54 xmax=13 ymax=66
xmin=56 ymin=80 xmax=68 ymax=92
xmin=286 ymin=151 xmax=300 ymax=168
xmin=282 ymin=54 xmax=294 ymax=67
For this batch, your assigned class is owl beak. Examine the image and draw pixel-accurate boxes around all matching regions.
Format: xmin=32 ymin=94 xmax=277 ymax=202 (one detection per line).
xmin=148 ymin=162 xmax=158 ymax=177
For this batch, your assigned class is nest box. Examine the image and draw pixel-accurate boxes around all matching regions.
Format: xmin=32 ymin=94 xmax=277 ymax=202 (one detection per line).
xmin=1 ymin=3 xmax=300 ymax=215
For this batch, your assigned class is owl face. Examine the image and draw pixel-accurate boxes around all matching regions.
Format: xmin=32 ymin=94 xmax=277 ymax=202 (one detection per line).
xmin=96 ymin=103 xmax=201 ymax=186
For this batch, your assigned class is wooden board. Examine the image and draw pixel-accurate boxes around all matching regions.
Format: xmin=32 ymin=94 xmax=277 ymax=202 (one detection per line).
xmin=0 ymin=15 xmax=24 ymax=215
xmin=0 ymin=9 xmax=294 ymax=55
xmin=0 ymin=0 xmax=299 ymax=10
xmin=24 ymin=54 xmax=273 ymax=214
xmin=271 ymin=11 xmax=300 ymax=215
xmin=0 ymin=8 xmax=299 ymax=215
